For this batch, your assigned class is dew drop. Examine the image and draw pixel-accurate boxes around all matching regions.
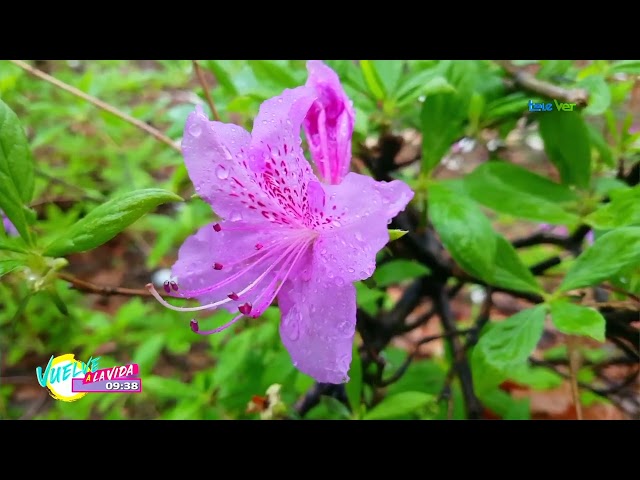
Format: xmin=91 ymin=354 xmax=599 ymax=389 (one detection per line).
xmin=359 ymin=271 xmax=367 ymax=277
xmin=216 ymin=165 xmax=229 ymax=180
xmin=286 ymin=313 xmax=300 ymax=341
xmin=332 ymin=220 xmax=341 ymax=227
xmin=230 ymin=211 xmax=243 ymax=222
xmin=189 ymin=123 xmax=202 ymax=137
xmin=347 ymin=267 xmax=355 ymax=273
xmin=334 ymin=277 xmax=345 ymax=286
xmin=355 ymin=231 xmax=363 ymax=242
xmin=221 ymin=146 xmax=233 ymax=160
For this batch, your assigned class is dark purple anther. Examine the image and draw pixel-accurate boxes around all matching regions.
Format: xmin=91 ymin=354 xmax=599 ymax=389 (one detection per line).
xmin=228 ymin=292 xmax=239 ymax=301
xmin=213 ymin=223 xmax=222 ymax=232
xmin=255 ymin=243 xmax=263 ymax=250
xmin=170 ymin=281 xmax=179 ymax=292
xmin=190 ymin=319 xmax=199 ymax=332
xmin=238 ymin=302 xmax=253 ymax=315
xmin=213 ymin=263 xmax=223 ymax=270
xmin=163 ymin=281 xmax=171 ymax=294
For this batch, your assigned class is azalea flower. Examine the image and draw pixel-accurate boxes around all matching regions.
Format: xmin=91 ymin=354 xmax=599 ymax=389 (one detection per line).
xmin=539 ymin=223 xmax=594 ymax=244
xmin=147 ymin=61 xmax=414 ymax=383
xmin=2 ymin=211 xmax=17 ymax=237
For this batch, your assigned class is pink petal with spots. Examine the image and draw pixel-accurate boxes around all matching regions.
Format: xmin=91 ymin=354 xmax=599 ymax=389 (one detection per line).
xmin=247 ymin=87 xmax=325 ymax=228
xmin=182 ymin=106 xmax=277 ymax=224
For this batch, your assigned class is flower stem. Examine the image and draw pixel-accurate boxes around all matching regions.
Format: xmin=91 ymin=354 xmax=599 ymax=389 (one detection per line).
xmin=192 ymin=60 xmax=220 ymax=121
xmin=567 ymin=335 xmax=584 ymax=420
xmin=8 ymin=60 xmax=181 ymax=153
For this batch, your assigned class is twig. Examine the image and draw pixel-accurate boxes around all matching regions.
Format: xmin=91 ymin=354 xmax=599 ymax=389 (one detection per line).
xmin=494 ymin=60 xmax=589 ymax=107
xmin=57 ymin=272 xmax=152 ymax=297
xmin=379 ymin=329 xmax=474 ymax=387
xmin=435 ymin=285 xmax=482 ymax=419
xmin=8 ymin=60 xmax=181 ymax=153
xmin=192 ymin=60 xmax=220 ymax=121
xmin=567 ymin=335 xmax=584 ymax=420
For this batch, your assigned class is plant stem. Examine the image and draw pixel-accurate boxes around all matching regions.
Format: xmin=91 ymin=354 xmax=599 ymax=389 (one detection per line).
xmin=57 ymin=272 xmax=152 ymax=297
xmin=192 ymin=60 xmax=220 ymax=121
xmin=567 ymin=335 xmax=584 ymax=420
xmin=8 ymin=60 xmax=181 ymax=153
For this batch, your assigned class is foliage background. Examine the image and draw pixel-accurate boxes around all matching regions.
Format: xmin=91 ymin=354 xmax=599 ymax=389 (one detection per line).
xmin=0 ymin=60 xmax=638 ymax=420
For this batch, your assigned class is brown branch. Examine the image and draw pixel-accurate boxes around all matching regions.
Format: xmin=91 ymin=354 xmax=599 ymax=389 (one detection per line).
xmin=9 ymin=60 xmax=181 ymax=153
xmin=378 ymin=328 xmax=474 ymax=387
xmin=494 ymin=60 xmax=589 ymax=107
xmin=192 ymin=60 xmax=220 ymax=121
xmin=57 ymin=272 xmax=152 ymax=297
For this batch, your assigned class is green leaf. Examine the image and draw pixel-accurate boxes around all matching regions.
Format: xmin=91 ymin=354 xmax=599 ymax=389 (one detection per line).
xmin=360 ymin=60 xmax=386 ymax=100
xmin=428 ymin=182 xmax=496 ymax=281
xmin=538 ymin=110 xmax=592 ymax=188
xmin=0 ymin=236 xmax=29 ymax=254
xmin=0 ymin=99 xmax=35 ymax=243
xmin=345 ymin=342 xmax=363 ymax=415
xmin=550 ymin=300 xmax=606 ymax=342
xmin=429 ymin=182 xmax=541 ymax=294
xmin=373 ymin=61 xmax=403 ymax=97
xmin=609 ymin=60 xmax=640 ymax=75
xmin=483 ymin=92 xmax=533 ymax=124
xmin=492 ymin=235 xmax=543 ymax=295
xmin=559 ymin=227 xmax=640 ymax=292
xmin=463 ymin=162 xmax=580 ymax=224
xmin=578 ymin=75 xmax=611 ymax=116
xmin=363 ymin=391 xmax=436 ymax=420
xmin=43 ymin=189 xmax=183 ymax=257
xmin=585 ymin=186 xmax=640 ymax=229
xmin=202 ymin=60 xmax=238 ymax=95
xmin=421 ymin=90 xmax=467 ymax=173
xmin=388 ymin=229 xmax=408 ymax=241
xmin=475 ymin=305 xmax=547 ymax=372
xmin=247 ymin=60 xmax=299 ymax=90
xmin=587 ymin=123 xmax=615 ymax=167
xmin=0 ymin=259 xmax=23 ymax=277
xmin=132 ymin=333 xmax=166 ymax=373
xmin=373 ymin=260 xmax=431 ymax=287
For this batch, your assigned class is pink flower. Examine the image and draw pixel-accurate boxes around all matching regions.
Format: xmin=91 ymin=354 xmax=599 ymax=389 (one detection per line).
xmin=147 ymin=62 xmax=413 ymax=383
xmin=2 ymin=211 xmax=17 ymax=237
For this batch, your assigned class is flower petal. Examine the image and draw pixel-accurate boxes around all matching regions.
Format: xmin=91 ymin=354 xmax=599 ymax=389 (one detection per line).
xmin=303 ymin=60 xmax=355 ymax=185
xmin=171 ymin=221 xmax=308 ymax=317
xmin=315 ymin=172 xmax=414 ymax=282
xmin=247 ymin=87 xmax=325 ymax=228
xmin=182 ymin=106 xmax=277 ymax=224
xmin=278 ymin=272 xmax=356 ymax=384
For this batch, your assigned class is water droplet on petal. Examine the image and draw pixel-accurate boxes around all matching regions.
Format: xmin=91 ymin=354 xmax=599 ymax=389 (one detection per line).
xmin=262 ymin=120 xmax=268 ymax=125
xmin=221 ymin=146 xmax=233 ymax=160
xmin=286 ymin=314 xmax=300 ymax=341
xmin=355 ymin=232 xmax=363 ymax=242
xmin=347 ymin=267 xmax=355 ymax=273
xmin=230 ymin=211 xmax=243 ymax=222
xmin=334 ymin=277 xmax=345 ymax=286
xmin=332 ymin=220 xmax=341 ymax=227
xmin=189 ymin=123 xmax=202 ymax=137
xmin=216 ymin=165 xmax=229 ymax=179
xmin=359 ymin=271 xmax=367 ymax=277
